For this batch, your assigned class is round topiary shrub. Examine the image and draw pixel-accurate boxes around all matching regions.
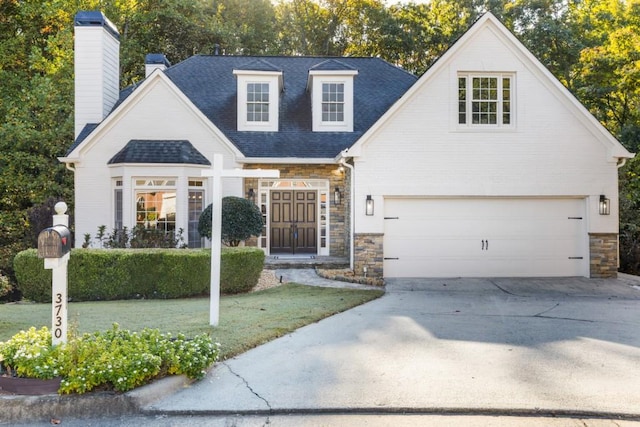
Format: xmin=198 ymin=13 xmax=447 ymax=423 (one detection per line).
xmin=198 ymin=196 xmax=263 ymax=246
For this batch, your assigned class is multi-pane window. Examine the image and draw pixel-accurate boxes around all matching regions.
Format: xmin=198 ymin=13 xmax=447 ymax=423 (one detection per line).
xmin=322 ymin=83 xmax=344 ymax=122
xmin=458 ymin=74 xmax=513 ymax=126
xmin=135 ymin=179 xmax=176 ymax=233
xmin=247 ymin=83 xmax=269 ymax=122
xmin=114 ymin=179 xmax=123 ymax=230
xmin=188 ymin=180 xmax=204 ymax=248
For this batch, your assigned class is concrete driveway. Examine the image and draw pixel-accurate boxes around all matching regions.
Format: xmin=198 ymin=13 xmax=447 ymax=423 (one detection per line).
xmin=146 ymin=273 xmax=640 ymax=419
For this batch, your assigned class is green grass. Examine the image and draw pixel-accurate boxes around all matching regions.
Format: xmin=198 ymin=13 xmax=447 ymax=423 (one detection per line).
xmin=0 ymin=284 xmax=383 ymax=360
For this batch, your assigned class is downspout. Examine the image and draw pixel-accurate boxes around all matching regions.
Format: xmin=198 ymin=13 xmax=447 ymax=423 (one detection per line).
xmin=65 ymin=163 xmax=76 ymax=172
xmin=617 ymin=158 xmax=628 ymax=169
xmin=339 ymin=151 xmax=355 ymax=271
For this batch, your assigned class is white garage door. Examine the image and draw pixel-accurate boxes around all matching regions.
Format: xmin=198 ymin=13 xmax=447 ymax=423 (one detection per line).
xmin=383 ymin=198 xmax=588 ymax=278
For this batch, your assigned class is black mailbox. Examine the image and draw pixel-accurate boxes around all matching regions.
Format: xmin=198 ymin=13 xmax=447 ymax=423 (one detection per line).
xmin=37 ymin=225 xmax=72 ymax=259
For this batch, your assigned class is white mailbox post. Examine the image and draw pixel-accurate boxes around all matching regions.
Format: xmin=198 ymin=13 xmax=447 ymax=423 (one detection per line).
xmin=37 ymin=202 xmax=71 ymax=346
xmin=202 ymin=154 xmax=279 ymax=326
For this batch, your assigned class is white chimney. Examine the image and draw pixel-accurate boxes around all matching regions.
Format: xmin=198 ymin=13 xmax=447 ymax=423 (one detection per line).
xmin=74 ymin=11 xmax=120 ymax=139
xmin=145 ymin=54 xmax=171 ymax=77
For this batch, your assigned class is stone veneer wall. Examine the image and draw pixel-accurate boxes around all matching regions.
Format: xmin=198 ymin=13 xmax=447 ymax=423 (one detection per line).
xmin=243 ymin=164 xmax=349 ymax=257
xmin=589 ymin=233 xmax=618 ymax=278
xmin=354 ymin=233 xmax=384 ymax=277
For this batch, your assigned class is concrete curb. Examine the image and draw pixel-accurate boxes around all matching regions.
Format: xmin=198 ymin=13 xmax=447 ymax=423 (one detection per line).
xmin=139 ymin=407 xmax=640 ymax=421
xmin=0 ymin=374 xmax=192 ymax=424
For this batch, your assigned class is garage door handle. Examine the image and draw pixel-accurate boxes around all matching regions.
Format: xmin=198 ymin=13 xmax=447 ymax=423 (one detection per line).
xmin=482 ymin=240 xmax=488 ymax=250
xmin=384 ymin=257 xmax=399 ymax=260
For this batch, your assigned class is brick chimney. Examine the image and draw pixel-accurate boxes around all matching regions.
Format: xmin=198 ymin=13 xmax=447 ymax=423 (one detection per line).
xmin=145 ymin=54 xmax=171 ymax=77
xmin=74 ymin=11 xmax=120 ymax=139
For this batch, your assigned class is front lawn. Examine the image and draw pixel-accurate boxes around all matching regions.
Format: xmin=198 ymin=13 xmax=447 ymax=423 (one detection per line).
xmin=0 ymin=283 xmax=384 ymax=361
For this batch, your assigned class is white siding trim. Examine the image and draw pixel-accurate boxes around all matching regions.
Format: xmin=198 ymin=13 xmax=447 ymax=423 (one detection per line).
xmin=346 ymin=13 xmax=632 ymax=161
xmin=67 ymin=72 xmax=245 ymax=160
xmin=234 ymin=74 xmax=281 ymax=132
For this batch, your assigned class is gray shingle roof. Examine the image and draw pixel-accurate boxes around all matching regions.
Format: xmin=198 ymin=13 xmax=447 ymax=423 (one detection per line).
xmin=235 ymin=58 xmax=281 ymax=72
xmin=108 ymin=140 xmax=210 ymax=165
xmin=72 ymin=56 xmax=417 ymax=159
xmin=309 ymin=59 xmax=356 ymax=71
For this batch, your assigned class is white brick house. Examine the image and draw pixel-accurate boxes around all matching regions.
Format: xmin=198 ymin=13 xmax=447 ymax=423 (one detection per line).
xmin=61 ymin=11 xmax=632 ymax=278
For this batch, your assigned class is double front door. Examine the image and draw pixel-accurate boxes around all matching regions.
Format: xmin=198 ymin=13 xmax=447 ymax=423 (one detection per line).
xmin=270 ymin=190 xmax=317 ymax=254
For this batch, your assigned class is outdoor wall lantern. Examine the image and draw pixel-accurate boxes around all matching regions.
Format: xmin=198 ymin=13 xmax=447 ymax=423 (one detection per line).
xmin=599 ymin=194 xmax=610 ymax=215
xmin=365 ymin=195 xmax=374 ymax=216
xmin=247 ymin=188 xmax=256 ymax=203
xmin=334 ymin=187 xmax=342 ymax=205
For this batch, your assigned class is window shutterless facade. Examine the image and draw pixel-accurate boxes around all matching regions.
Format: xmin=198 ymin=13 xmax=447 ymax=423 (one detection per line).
xmin=247 ymin=82 xmax=270 ymax=122
xmin=114 ymin=179 xmax=123 ymax=230
xmin=188 ymin=179 xmax=205 ymax=248
xmin=134 ymin=178 xmax=177 ymax=233
xmin=458 ymin=73 xmax=513 ymax=127
xmin=233 ymin=70 xmax=282 ymax=131
xmin=322 ymin=83 xmax=345 ymax=122
xmin=309 ymin=70 xmax=357 ymax=132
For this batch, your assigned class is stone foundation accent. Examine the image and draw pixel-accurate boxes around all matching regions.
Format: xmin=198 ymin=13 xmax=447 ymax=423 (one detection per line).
xmin=354 ymin=233 xmax=384 ymax=277
xmin=589 ymin=233 xmax=618 ymax=278
xmin=244 ymin=163 xmax=349 ymax=257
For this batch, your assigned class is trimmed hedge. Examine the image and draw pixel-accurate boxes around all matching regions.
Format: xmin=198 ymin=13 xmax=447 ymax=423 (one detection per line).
xmin=14 ymin=247 xmax=265 ymax=302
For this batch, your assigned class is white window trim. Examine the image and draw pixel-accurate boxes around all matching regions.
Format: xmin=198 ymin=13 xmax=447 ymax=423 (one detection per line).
xmin=133 ymin=177 xmax=178 ymax=232
xmin=456 ymin=72 xmax=515 ymax=130
xmin=258 ymin=179 xmax=330 ymax=256
xmin=108 ymin=166 xmax=211 ymax=247
xmin=113 ymin=178 xmax=123 ymax=230
xmin=310 ymin=71 xmax=357 ymax=132
xmin=187 ymin=179 xmax=205 ymax=248
xmin=234 ymin=71 xmax=282 ymax=132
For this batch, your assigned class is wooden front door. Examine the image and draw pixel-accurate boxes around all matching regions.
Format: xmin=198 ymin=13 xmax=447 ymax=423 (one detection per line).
xmin=270 ymin=190 xmax=318 ymax=254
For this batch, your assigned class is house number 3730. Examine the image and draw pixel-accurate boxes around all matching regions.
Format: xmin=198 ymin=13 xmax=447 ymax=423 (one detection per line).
xmin=54 ymin=292 xmax=63 ymax=339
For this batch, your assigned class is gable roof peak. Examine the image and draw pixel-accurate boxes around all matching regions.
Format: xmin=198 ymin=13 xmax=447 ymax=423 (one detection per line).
xmin=234 ymin=58 xmax=282 ymax=72
xmin=310 ymin=58 xmax=356 ymax=72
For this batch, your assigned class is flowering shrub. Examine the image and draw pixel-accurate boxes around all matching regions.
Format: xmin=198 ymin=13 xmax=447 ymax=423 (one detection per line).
xmin=0 ymin=272 xmax=11 ymax=298
xmin=0 ymin=324 xmax=220 ymax=394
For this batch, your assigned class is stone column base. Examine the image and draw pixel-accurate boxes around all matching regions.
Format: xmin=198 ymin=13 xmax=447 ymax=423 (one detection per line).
xmin=354 ymin=233 xmax=384 ymax=277
xmin=589 ymin=233 xmax=618 ymax=278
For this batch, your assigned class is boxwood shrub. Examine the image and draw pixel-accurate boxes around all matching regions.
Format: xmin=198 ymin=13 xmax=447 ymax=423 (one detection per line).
xmin=14 ymin=247 xmax=264 ymax=302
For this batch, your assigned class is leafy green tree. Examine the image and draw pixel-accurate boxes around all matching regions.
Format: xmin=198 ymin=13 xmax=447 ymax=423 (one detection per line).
xmin=212 ymin=0 xmax=279 ymax=55
xmin=275 ymin=0 xmax=338 ymax=55
xmin=0 ymin=0 xmax=226 ymax=288
xmin=383 ymin=0 xmax=475 ymax=74
xmin=0 ymin=1 xmax=76 ymax=285
xmin=198 ymin=197 xmax=263 ymax=247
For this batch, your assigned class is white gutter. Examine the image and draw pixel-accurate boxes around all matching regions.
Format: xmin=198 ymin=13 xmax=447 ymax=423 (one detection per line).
xmin=59 ymin=158 xmax=76 ymax=172
xmin=239 ymin=157 xmax=335 ymax=164
xmin=339 ymin=150 xmax=355 ymax=271
xmin=618 ymin=158 xmax=628 ymax=168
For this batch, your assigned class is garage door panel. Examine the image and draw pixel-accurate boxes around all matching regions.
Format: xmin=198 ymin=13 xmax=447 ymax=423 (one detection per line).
xmin=385 ymin=237 xmax=482 ymax=257
xmin=383 ymin=198 xmax=587 ymax=278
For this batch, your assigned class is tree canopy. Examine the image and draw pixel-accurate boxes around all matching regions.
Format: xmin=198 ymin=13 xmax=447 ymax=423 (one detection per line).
xmin=2 ymin=0 xmax=640 ymax=283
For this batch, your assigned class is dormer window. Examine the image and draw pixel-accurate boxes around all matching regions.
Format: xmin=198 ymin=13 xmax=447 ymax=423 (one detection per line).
xmin=322 ymin=83 xmax=345 ymax=122
xmin=308 ymin=59 xmax=358 ymax=132
xmin=247 ymin=83 xmax=270 ymax=122
xmin=234 ymin=60 xmax=283 ymax=132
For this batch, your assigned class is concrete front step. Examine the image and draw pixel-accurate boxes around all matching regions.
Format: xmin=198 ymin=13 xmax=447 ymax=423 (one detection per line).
xmin=264 ymin=255 xmax=349 ymax=270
